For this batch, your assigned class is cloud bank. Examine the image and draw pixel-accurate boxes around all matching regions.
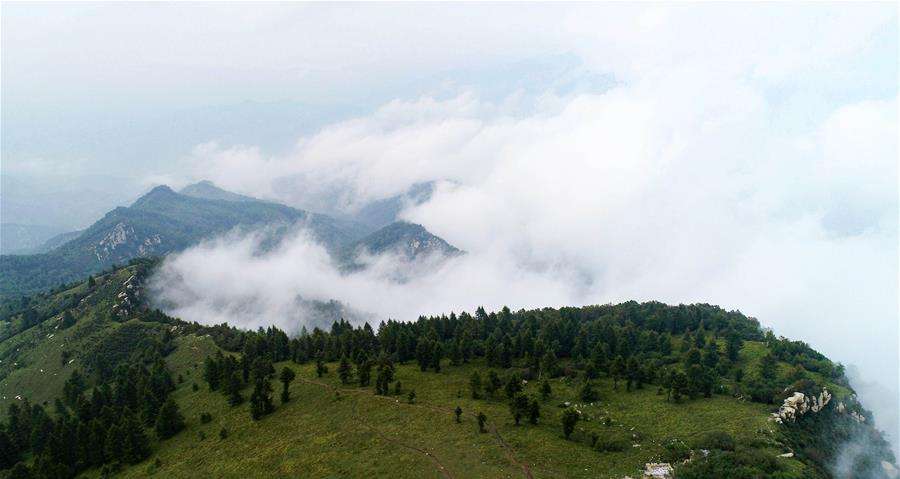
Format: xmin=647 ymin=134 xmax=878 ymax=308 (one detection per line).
xmin=145 ymin=3 xmax=897 ymax=457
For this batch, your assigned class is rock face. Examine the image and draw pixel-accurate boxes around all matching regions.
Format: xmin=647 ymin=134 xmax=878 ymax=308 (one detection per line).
xmin=643 ymin=463 xmax=674 ymax=478
xmin=771 ymin=388 xmax=831 ymax=424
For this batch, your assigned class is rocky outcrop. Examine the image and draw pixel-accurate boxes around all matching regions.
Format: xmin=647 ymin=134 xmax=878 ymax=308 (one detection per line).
xmin=111 ymin=274 xmax=140 ymax=319
xmin=642 ymin=463 xmax=674 ymax=478
xmin=771 ymin=388 xmax=831 ymax=424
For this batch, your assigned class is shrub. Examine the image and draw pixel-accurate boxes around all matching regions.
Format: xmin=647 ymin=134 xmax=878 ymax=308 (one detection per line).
xmin=696 ymin=431 xmax=735 ymax=451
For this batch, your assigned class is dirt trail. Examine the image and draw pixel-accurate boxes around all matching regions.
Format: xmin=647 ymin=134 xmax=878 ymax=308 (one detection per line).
xmin=296 ymin=376 xmax=535 ymax=478
xmin=298 ymin=377 xmax=454 ymax=479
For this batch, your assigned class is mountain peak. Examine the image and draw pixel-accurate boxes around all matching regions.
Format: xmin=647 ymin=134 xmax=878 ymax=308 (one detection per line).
xmin=179 ymin=180 xmax=258 ymax=203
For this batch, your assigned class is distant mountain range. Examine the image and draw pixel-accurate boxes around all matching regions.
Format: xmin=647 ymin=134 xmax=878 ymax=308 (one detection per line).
xmin=0 ymin=181 xmax=457 ymax=300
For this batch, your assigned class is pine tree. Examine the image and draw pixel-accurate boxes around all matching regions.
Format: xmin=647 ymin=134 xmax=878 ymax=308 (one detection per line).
xmin=60 ymin=310 xmax=77 ymax=329
xmin=431 ymin=342 xmax=443 ymax=372
xmin=684 ymin=347 xmax=702 ymax=368
xmin=670 ymin=370 xmax=689 ymax=403
xmin=154 ymin=398 xmax=185 ymax=439
xmin=579 ymin=380 xmax=597 ymax=402
xmin=702 ymin=340 xmax=720 ymax=369
xmin=416 ymin=340 xmax=432 ymax=372
xmin=541 ymin=351 xmax=559 ymax=379
xmin=0 ymin=429 xmax=19 ymax=470
xmin=477 ymin=412 xmax=487 ymax=433
xmin=610 ymin=356 xmax=625 ymax=390
xmin=726 ymin=331 xmax=743 ymax=362
xmin=407 ymin=389 xmax=416 ymax=404
xmin=87 ymin=275 xmax=96 ymax=288
xmin=338 ymin=356 xmax=352 ymax=384
xmin=250 ymin=377 xmax=274 ymax=420
xmin=561 ymin=408 xmax=579 ymax=439
xmin=469 ymin=371 xmax=482 ymax=399
xmin=486 ymin=371 xmax=502 ymax=398
xmin=279 ymin=367 xmax=296 ymax=403
xmin=203 ymin=356 xmax=221 ymax=391
xmin=121 ymin=410 xmax=150 ymax=464
xmin=504 ymin=373 xmax=522 ymax=400
xmin=454 ymin=406 xmax=462 ymax=423
xmin=316 ymin=356 xmax=327 ymax=378
xmin=509 ymin=393 xmax=529 ymax=425
xmin=759 ymin=352 xmax=778 ymax=381
xmin=540 ymin=380 xmax=552 ymax=401
xmin=528 ymin=397 xmax=541 ymax=424
xmin=357 ymin=360 xmax=372 ymax=386
xmin=226 ymin=372 xmax=244 ymax=406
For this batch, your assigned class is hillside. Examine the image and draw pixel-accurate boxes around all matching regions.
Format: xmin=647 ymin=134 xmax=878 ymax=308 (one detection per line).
xmin=338 ymin=221 xmax=462 ymax=272
xmin=0 ymin=184 xmax=368 ymax=300
xmin=0 ymin=262 xmax=894 ymax=479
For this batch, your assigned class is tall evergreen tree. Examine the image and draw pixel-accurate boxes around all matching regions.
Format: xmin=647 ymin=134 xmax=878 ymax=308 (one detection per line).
xmin=337 ymin=356 xmax=352 ymax=384
xmin=561 ymin=408 xmax=579 ymax=439
xmin=154 ymin=398 xmax=185 ymax=439
xmin=250 ymin=377 xmax=274 ymax=420
xmin=279 ymin=367 xmax=296 ymax=403
xmin=469 ymin=371 xmax=483 ymax=399
xmin=528 ymin=397 xmax=541 ymax=425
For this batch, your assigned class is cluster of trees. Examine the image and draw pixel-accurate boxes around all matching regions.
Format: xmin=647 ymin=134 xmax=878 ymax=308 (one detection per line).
xmin=202 ymin=351 xmax=297 ymax=421
xmin=185 ymin=301 xmax=813 ymax=414
xmin=0 ymin=358 xmax=184 ymax=478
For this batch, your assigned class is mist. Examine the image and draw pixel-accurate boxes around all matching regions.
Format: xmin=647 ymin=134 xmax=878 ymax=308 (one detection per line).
xmin=152 ymin=84 xmax=897 ymax=458
xmin=6 ymin=1 xmax=885 ymax=461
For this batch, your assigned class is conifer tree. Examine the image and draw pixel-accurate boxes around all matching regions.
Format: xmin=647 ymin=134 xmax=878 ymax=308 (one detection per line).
xmin=724 ymin=331 xmax=741 ymax=362
xmin=279 ymin=367 xmax=296 ymax=403
xmin=477 ymin=412 xmax=487 ymax=433
xmin=60 ymin=310 xmax=77 ymax=329
xmin=250 ymin=377 xmax=274 ymax=420
xmin=154 ymin=398 xmax=185 ymax=439
xmin=469 ymin=371 xmax=483 ymax=399
xmin=226 ymin=372 xmax=244 ymax=406
xmin=454 ymin=406 xmax=462 ymax=423
xmin=561 ymin=408 xmax=579 ymax=439
xmin=540 ymin=380 xmax=552 ymax=401
xmin=316 ymin=356 xmax=328 ymax=378
xmin=528 ymin=397 xmax=541 ymax=424
xmin=579 ymin=380 xmax=597 ymax=402
xmin=610 ymin=356 xmax=625 ymax=390
xmin=431 ymin=342 xmax=443 ymax=372
xmin=509 ymin=393 xmax=529 ymax=425
xmin=541 ymin=350 xmax=559 ymax=379
xmin=338 ymin=356 xmax=352 ymax=384
xmin=759 ymin=352 xmax=778 ymax=381
xmin=486 ymin=371 xmax=502 ymax=398
xmin=504 ymin=373 xmax=522 ymax=400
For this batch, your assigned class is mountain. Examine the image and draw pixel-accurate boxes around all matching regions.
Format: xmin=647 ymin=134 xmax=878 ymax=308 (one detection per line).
xmin=0 ymin=223 xmax=67 ymax=254
xmin=179 ymin=180 xmax=260 ymax=203
xmin=33 ymin=230 xmax=84 ymax=253
xmin=349 ymin=181 xmax=435 ymax=230
xmin=0 ymin=184 xmax=368 ymax=300
xmin=0 ymin=263 xmax=895 ymax=478
xmin=340 ymin=221 xmax=460 ymax=264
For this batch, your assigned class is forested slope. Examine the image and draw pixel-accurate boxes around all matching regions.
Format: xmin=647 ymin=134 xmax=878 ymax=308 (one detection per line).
xmin=0 ymin=261 xmax=894 ymax=478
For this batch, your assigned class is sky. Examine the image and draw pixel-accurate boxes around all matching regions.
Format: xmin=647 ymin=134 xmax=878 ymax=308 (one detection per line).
xmin=3 ymin=2 xmax=899 ymax=457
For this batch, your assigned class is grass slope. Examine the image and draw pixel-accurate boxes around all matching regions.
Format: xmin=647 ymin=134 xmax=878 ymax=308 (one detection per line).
xmin=100 ymin=356 xmax=806 ymax=479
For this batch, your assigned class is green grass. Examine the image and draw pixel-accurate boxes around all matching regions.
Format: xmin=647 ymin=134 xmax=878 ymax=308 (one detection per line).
xmin=96 ymin=356 xmax=806 ymax=479
xmin=0 ymin=267 xmax=136 ymax=410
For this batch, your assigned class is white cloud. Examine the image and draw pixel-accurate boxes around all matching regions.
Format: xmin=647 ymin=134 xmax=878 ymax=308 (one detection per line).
xmin=18 ymin=1 xmax=888 ymax=455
